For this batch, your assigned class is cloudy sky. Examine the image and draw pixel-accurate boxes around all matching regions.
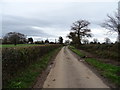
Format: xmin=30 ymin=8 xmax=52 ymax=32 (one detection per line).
xmin=1 ymin=0 xmax=119 ymax=42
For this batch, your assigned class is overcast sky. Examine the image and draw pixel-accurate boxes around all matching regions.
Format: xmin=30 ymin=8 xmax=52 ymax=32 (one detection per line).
xmin=1 ymin=0 xmax=119 ymax=42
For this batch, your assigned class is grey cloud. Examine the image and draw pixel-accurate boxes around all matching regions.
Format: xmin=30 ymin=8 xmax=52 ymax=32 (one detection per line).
xmin=3 ymin=15 xmax=54 ymax=27
xmin=2 ymin=15 xmax=57 ymax=38
xmin=2 ymin=2 xmax=118 ymax=42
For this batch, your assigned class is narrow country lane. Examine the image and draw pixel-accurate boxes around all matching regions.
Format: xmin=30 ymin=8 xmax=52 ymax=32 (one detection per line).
xmin=43 ymin=46 xmax=109 ymax=88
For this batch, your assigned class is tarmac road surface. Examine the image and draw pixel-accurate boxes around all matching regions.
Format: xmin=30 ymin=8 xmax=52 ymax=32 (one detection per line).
xmin=43 ymin=46 xmax=109 ymax=88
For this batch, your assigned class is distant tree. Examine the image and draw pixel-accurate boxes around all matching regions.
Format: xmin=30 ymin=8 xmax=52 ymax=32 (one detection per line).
xmin=49 ymin=42 xmax=55 ymax=44
xmin=98 ymin=42 xmax=101 ymax=44
xmin=90 ymin=41 xmax=94 ymax=44
xmin=64 ymin=40 xmax=70 ymax=45
xmin=45 ymin=39 xmax=49 ymax=44
xmin=101 ymin=11 xmax=120 ymax=43
xmin=35 ymin=40 xmax=44 ymax=44
xmin=2 ymin=36 xmax=8 ymax=44
xmin=28 ymin=37 xmax=33 ymax=44
xmin=102 ymin=42 xmax=106 ymax=44
xmin=70 ymin=20 xmax=92 ymax=44
xmin=58 ymin=36 xmax=63 ymax=44
xmin=67 ymin=32 xmax=78 ymax=44
xmin=3 ymin=32 xmax=26 ymax=45
xmin=104 ymin=37 xmax=111 ymax=44
xmin=41 ymin=40 xmax=44 ymax=44
xmin=82 ymin=39 xmax=89 ymax=44
xmin=93 ymin=38 xmax=98 ymax=44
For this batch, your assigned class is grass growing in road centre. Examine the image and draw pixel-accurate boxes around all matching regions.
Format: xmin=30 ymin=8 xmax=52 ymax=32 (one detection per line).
xmin=69 ymin=45 xmax=120 ymax=87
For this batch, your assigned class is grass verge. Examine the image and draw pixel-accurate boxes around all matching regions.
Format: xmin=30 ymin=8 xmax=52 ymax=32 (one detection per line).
xmin=69 ymin=45 xmax=120 ymax=87
xmin=69 ymin=46 xmax=85 ymax=57
xmin=4 ymin=47 xmax=62 ymax=88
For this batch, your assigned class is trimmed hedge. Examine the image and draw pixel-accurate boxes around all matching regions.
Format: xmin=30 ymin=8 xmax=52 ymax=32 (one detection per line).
xmin=2 ymin=44 xmax=61 ymax=86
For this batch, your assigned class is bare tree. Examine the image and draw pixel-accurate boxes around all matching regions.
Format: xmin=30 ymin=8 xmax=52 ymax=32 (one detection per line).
xmin=64 ymin=40 xmax=70 ymax=45
xmin=101 ymin=11 xmax=120 ymax=42
xmin=71 ymin=20 xmax=92 ymax=44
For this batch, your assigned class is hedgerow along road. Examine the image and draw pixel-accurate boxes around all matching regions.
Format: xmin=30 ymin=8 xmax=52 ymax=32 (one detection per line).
xmin=43 ymin=46 xmax=109 ymax=88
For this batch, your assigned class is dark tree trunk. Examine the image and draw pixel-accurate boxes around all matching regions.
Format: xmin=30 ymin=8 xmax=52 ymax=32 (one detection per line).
xmin=77 ymin=31 xmax=81 ymax=45
xmin=14 ymin=39 xmax=17 ymax=46
xmin=118 ymin=32 xmax=120 ymax=43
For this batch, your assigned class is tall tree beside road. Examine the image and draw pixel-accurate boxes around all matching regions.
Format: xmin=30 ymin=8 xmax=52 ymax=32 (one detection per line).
xmin=67 ymin=32 xmax=78 ymax=44
xmin=101 ymin=10 xmax=120 ymax=43
xmin=70 ymin=20 xmax=92 ymax=44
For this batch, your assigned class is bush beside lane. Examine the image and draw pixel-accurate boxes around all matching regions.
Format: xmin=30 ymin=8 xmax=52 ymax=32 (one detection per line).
xmin=2 ymin=44 xmax=61 ymax=88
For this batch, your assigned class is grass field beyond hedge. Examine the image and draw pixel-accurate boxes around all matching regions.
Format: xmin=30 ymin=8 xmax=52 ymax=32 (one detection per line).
xmin=69 ymin=46 xmax=120 ymax=87
xmin=1 ymin=44 xmax=45 ymax=48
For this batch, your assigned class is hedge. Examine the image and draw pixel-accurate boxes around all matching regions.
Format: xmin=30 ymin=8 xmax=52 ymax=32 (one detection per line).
xmin=78 ymin=44 xmax=119 ymax=61
xmin=2 ymin=44 xmax=61 ymax=86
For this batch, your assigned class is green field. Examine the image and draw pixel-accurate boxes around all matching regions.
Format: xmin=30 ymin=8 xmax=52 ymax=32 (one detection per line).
xmin=1 ymin=44 xmax=45 ymax=48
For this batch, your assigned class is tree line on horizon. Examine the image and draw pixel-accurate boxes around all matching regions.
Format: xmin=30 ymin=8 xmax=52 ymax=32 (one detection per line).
xmin=1 ymin=32 xmax=63 ymax=45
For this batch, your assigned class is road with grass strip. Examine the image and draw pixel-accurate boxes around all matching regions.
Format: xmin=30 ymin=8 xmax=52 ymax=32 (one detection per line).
xmin=43 ymin=46 xmax=109 ymax=88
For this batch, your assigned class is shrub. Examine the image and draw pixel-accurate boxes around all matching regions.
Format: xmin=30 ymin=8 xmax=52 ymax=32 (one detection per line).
xmin=2 ymin=44 xmax=61 ymax=86
xmin=78 ymin=44 xmax=119 ymax=61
